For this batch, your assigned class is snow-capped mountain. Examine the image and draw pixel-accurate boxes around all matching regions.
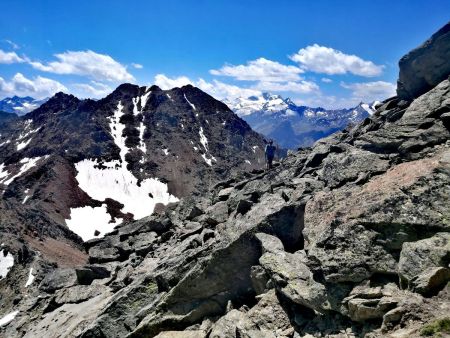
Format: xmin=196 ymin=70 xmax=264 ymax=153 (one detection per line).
xmin=0 ymin=84 xmax=265 ymax=265
xmin=224 ymin=93 xmax=380 ymax=149
xmin=0 ymin=96 xmax=48 ymax=116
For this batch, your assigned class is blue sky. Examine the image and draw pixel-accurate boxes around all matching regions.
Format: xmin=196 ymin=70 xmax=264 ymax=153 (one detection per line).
xmin=1 ymin=0 xmax=449 ymax=108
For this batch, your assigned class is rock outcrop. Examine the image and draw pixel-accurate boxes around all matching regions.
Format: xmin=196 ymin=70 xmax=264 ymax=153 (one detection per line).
xmin=1 ymin=22 xmax=450 ymax=338
xmin=397 ymin=21 xmax=450 ymax=101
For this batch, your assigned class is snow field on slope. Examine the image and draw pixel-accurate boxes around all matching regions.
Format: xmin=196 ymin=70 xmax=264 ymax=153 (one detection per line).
xmin=67 ymin=100 xmax=178 ymax=241
xmin=0 ymin=250 xmax=14 ymax=279
xmin=73 ymin=159 xmax=178 ymax=220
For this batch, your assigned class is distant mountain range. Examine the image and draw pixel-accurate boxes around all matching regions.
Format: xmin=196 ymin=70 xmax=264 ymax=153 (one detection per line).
xmin=224 ymin=93 xmax=380 ymax=149
xmin=0 ymin=96 xmax=48 ymax=116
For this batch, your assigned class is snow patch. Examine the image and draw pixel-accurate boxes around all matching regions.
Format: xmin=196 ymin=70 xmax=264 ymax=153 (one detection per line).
xmin=0 ymin=250 xmax=14 ymax=279
xmin=141 ymin=90 xmax=151 ymax=109
xmin=16 ymin=138 xmax=32 ymax=151
xmin=184 ymin=94 xmax=196 ymax=110
xmin=22 ymin=188 xmax=31 ymax=204
xmin=73 ymin=159 xmax=178 ymax=224
xmin=245 ymin=160 xmax=251 ymax=164
xmin=0 ymin=310 xmax=19 ymax=327
xmin=162 ymin=148 xmax=169 ymax=156
xmin=25 ymin=268 xmax=35 ymax=287
xmin=252 ymin=146 xmax=258 ymax=153
xmin=66 ymin=204 xmax=121 ymax=241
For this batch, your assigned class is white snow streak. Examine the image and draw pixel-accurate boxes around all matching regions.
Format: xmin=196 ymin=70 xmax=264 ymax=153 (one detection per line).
xmin=162 ymin=148 xmax=169 ymax=156
xmin=199 ymin=127 xmax=208 ymax=152
xmin=16 ymin=138 xmax=32 ymax=151
xmin=108 ymin=101 xmax=127 ymax=161
xmin=25 ymin=268 xmax=35 ymax=287
xmin=0 ymin=140 xmax=10 ymax=147
xmin=0 ymin=250 xmax=14 ymax=279
xmin=0 ymin=310 xmax=19 ymax=327
xmin=0 ymin=157 xmax=47 ymax=186
xmin=198 ymin=127 xmax=217 ymax=166
xmin=141 ymin=89 xmax=151 ymax=109
xmin=22 ymin=188 xmax=30 ymax=204
xmin=184 ymin=94 xmax=196 ymax=110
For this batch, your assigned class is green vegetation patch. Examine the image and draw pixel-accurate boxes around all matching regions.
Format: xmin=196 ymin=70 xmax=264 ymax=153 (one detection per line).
xmin=421 ymin=317 xmax=450 ymax=336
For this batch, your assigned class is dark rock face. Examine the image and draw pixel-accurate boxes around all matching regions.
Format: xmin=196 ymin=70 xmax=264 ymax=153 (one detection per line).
xmin=397 ymin=21 xmax=450 ymax=101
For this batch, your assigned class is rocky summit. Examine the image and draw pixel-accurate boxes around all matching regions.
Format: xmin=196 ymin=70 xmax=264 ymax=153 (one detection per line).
xmin=1 ymin=23 xmax=450 ymax=338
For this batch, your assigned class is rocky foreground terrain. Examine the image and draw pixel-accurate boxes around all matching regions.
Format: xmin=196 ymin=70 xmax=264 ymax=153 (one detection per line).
xmin=0 ymin=23 xmax=450 ymax=338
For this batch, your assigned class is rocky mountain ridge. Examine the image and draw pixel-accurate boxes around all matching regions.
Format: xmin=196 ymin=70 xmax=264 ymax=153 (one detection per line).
xmin=0 ymin=83 xmax=266 ymax=264
xmin=0 ymin=22 xmax=449 ymax=338
xmin=225 ymin=93 xmax=378 ymax=149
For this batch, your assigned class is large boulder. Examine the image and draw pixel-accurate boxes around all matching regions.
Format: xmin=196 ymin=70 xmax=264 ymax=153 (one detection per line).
xmin=399 ymin=232 xmax=450 ymax=295
xmin=397 ymin=22 xmax=450 ymax=101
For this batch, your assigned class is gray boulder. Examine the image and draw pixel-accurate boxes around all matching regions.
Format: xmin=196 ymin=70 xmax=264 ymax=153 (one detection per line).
xmin=397 ymin=22 xmax=450 ymax=100
xmin=399 ymin=232 xmax=450 ymax=295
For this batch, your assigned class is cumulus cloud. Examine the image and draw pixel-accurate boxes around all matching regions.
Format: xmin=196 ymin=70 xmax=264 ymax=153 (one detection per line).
xmin=210 ymin=57 xmax=303 ymax=82
xmin=253 ymin=80 xmax=319 ymax=94
xmin=0 ymin=49 xmax=25 ymax=64
xmin=72 ymin=81 xmax=113 ymax=98
xmin=154 ymin=74 xmax=193 ymax=89
xmin=290 ymin=44 xmax=384 ymax=77
xmin=341 ymin=81 xmax=396 ymax=102
xmin=154 ymin=74 xmax=261 ymax=100
xmin=29 ymin=50 xmax=134 ymax=82
xmin=0 ymin=73 xmax=67 ymax=99
xmin=131 ymin=63 xmax=143 ymax=69
xmin=321 ymin=78 xmax=332 ymax=83
xmin=197 ymin=79 xmax=261 ymax=100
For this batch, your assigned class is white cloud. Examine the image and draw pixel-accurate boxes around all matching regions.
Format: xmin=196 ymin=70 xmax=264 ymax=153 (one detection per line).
xmin=154 ymin=74 xmax=261 ymax=100
xmin=154 ymin=74 xmax=193 ymax=89
xmin=72 ymin=81 xmax=113 ymax=98
xmin=210 ymin=57 xmax=303 ymax=82
xmin=341 ymin=81 xmax=396 ymax=102
xmin=0 ymin=73 xmax=67 ymax=99
xmin=252 ymin=80 xmax=319 ymax=93
xmin=0 ymin=49 xmax=24 ymax=64
xmin=29 ymin=50 xmax=134 ymax=82
xmin=131 ymin=63 xmax=143 ymax=69
xmin=290 ymin=44 xmax=384 ymax=77
xmin=197 ymin=79 xmax=261 ymax=100
xmin=321 ymin=77 xmax=332 ymax=83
